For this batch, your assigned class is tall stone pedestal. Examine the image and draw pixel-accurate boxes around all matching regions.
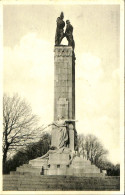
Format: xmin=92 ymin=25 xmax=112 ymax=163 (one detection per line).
xmin=51 ymin=46 xmax=76 ymax=150
xmin=54 ymin=46 xmax=75 ymax=121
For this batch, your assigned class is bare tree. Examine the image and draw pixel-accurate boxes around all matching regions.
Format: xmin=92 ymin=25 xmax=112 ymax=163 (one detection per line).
xmin=77 ymin=134 xmax=108 ymax=165
xmin=77 ymin=134 xmax=86 ymax=156
xmin=3 ymin=93 xmax=42 ymax=166
xmin=85 ymin=134 xmax=108 ymax=164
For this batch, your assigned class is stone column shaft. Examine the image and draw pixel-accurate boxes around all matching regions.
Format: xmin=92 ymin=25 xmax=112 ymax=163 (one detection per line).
xmin=54 ymin=46 xmax=75 ymax=120
xmin=51 ymin=46 xmax=76 ymax=149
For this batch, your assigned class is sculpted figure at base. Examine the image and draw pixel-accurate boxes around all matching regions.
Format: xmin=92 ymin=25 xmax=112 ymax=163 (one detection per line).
xmin=65 ymin=20 xmax=75 ymax=50
xmin=51 ymin=115 xmax=68 ymax=148
xmin=55 ymin=12 xmax=65 ymax=45
xmin=40 ymin=116 xmax=76 ymax=161
xmin=50 ymin=116 xmax=76 ymax=148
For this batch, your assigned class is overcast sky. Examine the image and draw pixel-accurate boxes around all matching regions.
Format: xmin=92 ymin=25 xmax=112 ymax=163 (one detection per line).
xmin=3 ymin=4 xmax=120 ymax=164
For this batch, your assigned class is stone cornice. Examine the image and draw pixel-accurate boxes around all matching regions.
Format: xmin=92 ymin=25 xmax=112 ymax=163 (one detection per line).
xmin=54 ymin=46 xmax=73 ymax=57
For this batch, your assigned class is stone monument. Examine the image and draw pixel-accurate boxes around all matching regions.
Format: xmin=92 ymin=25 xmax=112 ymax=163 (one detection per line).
xmin=3 ymin=12 xmax=120 ymax=191
xmin=15 ymin=12 xmax=104 ymax=177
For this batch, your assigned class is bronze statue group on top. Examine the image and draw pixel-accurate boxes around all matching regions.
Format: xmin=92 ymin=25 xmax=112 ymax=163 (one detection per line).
xmin=55 ymin=12 xmax=75 ymax=50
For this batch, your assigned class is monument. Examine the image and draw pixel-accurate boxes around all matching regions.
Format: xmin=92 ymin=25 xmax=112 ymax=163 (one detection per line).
xmin=8 ymin=12 xmax=104 ymax=177
xmin=3 ymin=12 xmax=120 ymax=191
xmin=28 ymin=12 xmax=103 ymax=177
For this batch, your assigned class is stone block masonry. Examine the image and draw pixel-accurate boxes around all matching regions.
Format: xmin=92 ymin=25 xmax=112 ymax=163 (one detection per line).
xmin=54 ymin=46 xmax=75 ymax=121
xmin=51 ymin=46 xmax=76 ymax=150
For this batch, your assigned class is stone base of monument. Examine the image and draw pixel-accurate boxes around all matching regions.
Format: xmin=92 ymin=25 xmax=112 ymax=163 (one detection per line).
xmin=45 ymin=154 xmax=103 ymax=176
xmin=13 ymin=150 xmax=104 ymax=177
xmin=3 ymin=151 xmax=120 ymax=191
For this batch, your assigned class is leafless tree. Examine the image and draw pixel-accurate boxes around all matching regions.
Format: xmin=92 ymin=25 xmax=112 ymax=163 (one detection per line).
xmin=3 ymin=93 xmax=42 ymax=165
xmin=77 ymin=134 xmax=108 ymax=165
xmin=77 ymin=134 xmax=86 ymax=156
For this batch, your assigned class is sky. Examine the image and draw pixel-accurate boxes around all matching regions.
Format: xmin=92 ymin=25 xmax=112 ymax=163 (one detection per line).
xmin=3 ymin=3 xmax=120 ymax=164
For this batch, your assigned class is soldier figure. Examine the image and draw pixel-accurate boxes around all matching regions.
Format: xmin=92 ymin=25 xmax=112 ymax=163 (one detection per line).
xmin=55 ymin=12 xmax=65 ymax=45
xmin=65 ymin=20 xmax=75 ymax=50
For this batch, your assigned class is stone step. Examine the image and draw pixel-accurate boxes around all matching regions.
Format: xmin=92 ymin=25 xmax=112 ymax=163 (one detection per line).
xmin=73 ymin=173 xmax=105 ymax=177
xmin=4 ymin=177 xmax=119 ymax=186
xmin=3 ymin=187 xmax=18 ymax=191
xmin=10 ymin=171 xmax=24 ymax=175
xmin=3 ymin=181 xmax=120 ymax=191
xmin=3 ymin=179 xmax=120 ymax=186
xmin=46 ymin=168 xmax=101 ymax=175
xmin=16 ymin=167 xmax=41 ymax=173
xmin=19 ymin=164 xmax=32 ymax=168
xmin=72 ymin=160 xmax=97 ymax=164
xmin=73 ymin=157 xmax=91 ymax=162
xmin=29 ymin=158 xmax=48 ymax=167
xmin=17 ymin=185 xmax=64 ymax=191
xmin=4 ymin=174 xmax=118 ymax=180
xmin=11 ymin=171 xmax=40 ymax=176
xmin=73 ymin=169 xmax=100 ymax=174
xmin=3 ymin=181 xmax=119 ymax=188
xmin=71 ymin=165 xmax=100 ymax=170
xmin=3 ymin=175 xmax=120 ymax=182
xmin=3 ymin=186 xmax=119 ymax=191
xmin=72 ymin=162 xmax=95 ymax=166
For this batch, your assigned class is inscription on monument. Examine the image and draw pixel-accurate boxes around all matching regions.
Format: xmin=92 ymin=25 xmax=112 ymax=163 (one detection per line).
xmin=57 ymin=98 xmax=69 ymax=119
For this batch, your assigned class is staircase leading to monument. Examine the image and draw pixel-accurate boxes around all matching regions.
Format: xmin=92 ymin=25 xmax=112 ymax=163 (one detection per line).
xmin=3 ymin=155 xmax=120 ymax=191
xmin=3 ymin=174 xmax=120 ymax=191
